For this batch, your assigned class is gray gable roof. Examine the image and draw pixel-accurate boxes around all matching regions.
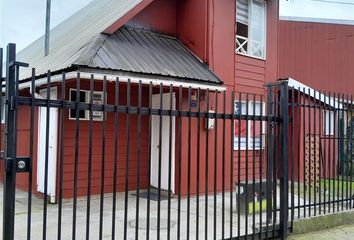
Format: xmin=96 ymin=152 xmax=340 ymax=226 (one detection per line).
xmin=73 ymin=27 xmax=222 ymax=84
xmin=13 ymin=0 xmax=221 ymax=85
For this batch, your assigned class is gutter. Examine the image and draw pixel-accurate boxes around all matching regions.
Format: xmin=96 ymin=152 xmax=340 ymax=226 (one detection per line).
xmin=22 ymin=71 xmax=226 ymax=93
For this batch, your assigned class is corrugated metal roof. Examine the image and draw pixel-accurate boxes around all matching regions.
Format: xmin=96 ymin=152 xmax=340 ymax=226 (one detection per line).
xmin=14 ymin=0 xmax=221 ymax=85
xmin=74 ymin=27 xmax=221 ymax=84
xmin=17 ymin=0 xmax=143 ymax=79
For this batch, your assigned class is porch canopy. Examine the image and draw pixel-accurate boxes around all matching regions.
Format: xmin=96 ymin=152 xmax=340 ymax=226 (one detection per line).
xmin=17 ymin=27 xmax=223 ymax=91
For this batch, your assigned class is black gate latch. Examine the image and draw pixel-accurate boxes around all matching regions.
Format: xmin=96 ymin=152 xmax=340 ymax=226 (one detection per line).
xmin=5 ymin=157 xmax=31 ymax=173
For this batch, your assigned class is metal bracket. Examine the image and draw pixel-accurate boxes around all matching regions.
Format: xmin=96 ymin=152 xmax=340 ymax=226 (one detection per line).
xmin=5 ymin=157 xmax=31 ymax=173
xmin=8 ymin=61 xmax=29 ymax=68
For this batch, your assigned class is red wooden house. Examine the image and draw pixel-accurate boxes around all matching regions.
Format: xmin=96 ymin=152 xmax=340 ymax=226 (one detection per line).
xmin=7 ymin=0 xmax=350 ymax=202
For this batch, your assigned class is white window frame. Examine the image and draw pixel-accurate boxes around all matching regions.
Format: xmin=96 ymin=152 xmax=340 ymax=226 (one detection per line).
xmin=234 ymin=100 xmax=266 ymax=150
xmin=236 ymin=0 xmax=267 ymax=60
xmin=69 ymin=89 xmax=105 ymax=121
xmin=323 ymin=110 xmax=334 ymax=136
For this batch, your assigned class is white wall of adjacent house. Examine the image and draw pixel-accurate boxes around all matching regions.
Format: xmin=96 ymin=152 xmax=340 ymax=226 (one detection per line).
xmin=280 ymin=0 xmax=354 ymax=25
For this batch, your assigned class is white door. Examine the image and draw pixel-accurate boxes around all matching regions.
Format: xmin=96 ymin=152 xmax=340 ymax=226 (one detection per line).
xmin=37 ymin=87 xmax=58 ymax=203
xmin=151 ymin=93 xmax=176 ymax=193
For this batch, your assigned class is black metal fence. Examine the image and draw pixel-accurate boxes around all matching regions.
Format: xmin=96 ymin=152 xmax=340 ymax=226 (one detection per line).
xmin=1 ymin=43 xmax=353 ymax=240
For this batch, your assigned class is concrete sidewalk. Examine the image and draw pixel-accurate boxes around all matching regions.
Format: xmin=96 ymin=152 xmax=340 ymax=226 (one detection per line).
xmin=288 ymin=224 xmax=354 ymax=240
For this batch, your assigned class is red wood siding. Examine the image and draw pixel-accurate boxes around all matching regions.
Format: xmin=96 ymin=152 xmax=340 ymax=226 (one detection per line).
xmin=60 ymin=80 xmax=150 ymax=198
xmin=279 ymin=21 xmax=354 ymax=95
xmin=126 ymin=0 xmax=177 ymax=36
xmin=235 ymin=55 xmax=266 ymax=95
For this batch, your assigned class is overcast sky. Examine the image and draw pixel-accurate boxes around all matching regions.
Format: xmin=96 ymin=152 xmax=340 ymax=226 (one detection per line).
xmin=1 ymin=0 xmax=354 ymax=57
xmin=0 ymin=0 xmax=91 ymax=56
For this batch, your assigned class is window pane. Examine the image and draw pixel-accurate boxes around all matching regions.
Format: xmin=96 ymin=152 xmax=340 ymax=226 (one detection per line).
xmin=324 ymin=110 xmax=334 ymax=135
xmin=70 ymin=90 xmax=86 ymax=119
xmin=250 ymin=0 xmax=265 ymax=58
xmin=234 ymin=101 xmax=265 ymax=149
xmin=234 ymin=102 xmax=248 ymax=148
xmin=236 ymin=0 xmax=249 ymax=25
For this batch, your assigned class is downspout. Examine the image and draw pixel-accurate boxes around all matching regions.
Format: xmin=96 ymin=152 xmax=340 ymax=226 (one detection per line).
xmin=204 ymin=0 xmax=209 ymax=64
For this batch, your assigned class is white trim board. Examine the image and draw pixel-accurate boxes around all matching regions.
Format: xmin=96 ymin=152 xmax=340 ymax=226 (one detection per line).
xmin=279 ymin=16 xmax=354 ymax=26
xmin=283 ymin=78 xmax=343 ymax=109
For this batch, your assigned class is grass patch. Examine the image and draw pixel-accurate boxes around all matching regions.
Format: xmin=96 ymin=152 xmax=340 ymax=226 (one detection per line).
xmin=320 ymin=178 xmax=354 ymax=193
xmin=291 ymin=178 xmax=354 ymax=200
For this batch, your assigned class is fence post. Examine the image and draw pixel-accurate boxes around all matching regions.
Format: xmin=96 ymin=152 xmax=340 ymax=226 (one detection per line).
xmin=280 ymin=81 xmax=289 ymax=239
xmin=3 ymin=43 xmax=17 ymax=240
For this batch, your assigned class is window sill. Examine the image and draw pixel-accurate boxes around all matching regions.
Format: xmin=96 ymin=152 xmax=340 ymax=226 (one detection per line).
xmin=236 ymin=52 xmax=266 ymax=61
xmin=233 ymin=148 xmax=265 ymax=151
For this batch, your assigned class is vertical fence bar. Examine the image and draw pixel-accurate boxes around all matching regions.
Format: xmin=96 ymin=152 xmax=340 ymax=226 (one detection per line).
xmin=266 ymin=87 xmax=273 ymax=238
xmin=229 ymin=91 xmax=235 ymax=239
xmin=3 ymin=43 xmax=16 ymax=240
xmin=123 ymin=79 xmax=131 ymax=240
xmin=335 ymin=92 xmax=339 ymax=211
xmin=111 ymin=77 xmax=120 ymax=240
xmin=86 ymin=74 xmax=94 ymax=240
xmin=291 ymin=87 xmax=295 ymax=225
xmin=187 ymin=87 xmax=192 ymax=240
xmin=27 ymin=68 xmax=35 ymax=240
xmin=341 ymin=94 xmax=345 ymax=211
xmin=196 ymin=88 xmax=201 ymax=240
xmin=57 ymin=72 xmax=66 ymax=240
xmin=221 ymin=90 xmax=226 ymax=240
xmin=259 ymin=95 xmax=264 ymax=240
xmin=213 ymin=90 xmax=218 ymax=240
xmin=237 ymin=93 xmax=241 ymax=239
xmin=307 ymin=88 xmax=312 ymax=218
xmin=43 ymin=71 xmax=51 ymax=240
xmin=157 ymin=83 xmax=163 ymax=240
xmin=297 ymin=88 xmax=301 ymax=219
xmin=279 ymin=82 xmax=289 ymax=240
xmin=99 ymin=76 xmax=107 ymax=240
xmin=345 ymin=94 xmax=349 ymax=210
xmin=318 ymin=91 xmax=322 ymax=214
xmin=146 ymin=82 xmax=153 ymax=240
xmin=135 ymin=80 xmax=142 ymax=239
xmin=72 ymin=72 xmax=80 ymax=240
xmin=177 ymin=85 xmax=183 ymax=240
xmin=303 ymin=87 xmax=307 ymax=217
xmin=272 ymin=94 xmax=277 ymax=239
xmin=245 ymin=93 xmax=249 ymax=237
xmin=252 ymin=94 xmax=256 ymax=240
xmin=167 ymin=84 xmax=173 ymax=240
xmin=205 ymin=89 xmax=210 ymax=240
xmin=313 ymin=90 xmax=317 ymax=216
xmin=349 ymin=95 xmax=353 ymax=210
xmin=322 ymin=91 xmax=327 ymax=214
xmin=328 ymin=92 xmax=332 ymax=213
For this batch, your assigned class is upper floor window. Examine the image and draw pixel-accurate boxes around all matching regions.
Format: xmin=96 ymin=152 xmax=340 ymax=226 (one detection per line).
xmin=236 ymin=0 xmax=266 ymax=59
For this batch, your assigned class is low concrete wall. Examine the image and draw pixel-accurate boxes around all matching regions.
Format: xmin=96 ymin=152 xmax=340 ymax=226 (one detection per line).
xmin=291 ymin=209 xmax=354 ymax=235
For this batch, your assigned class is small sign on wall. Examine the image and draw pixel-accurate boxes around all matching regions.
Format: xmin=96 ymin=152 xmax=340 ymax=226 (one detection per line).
xmin=190 ymin=90 xmax=197 ymax=108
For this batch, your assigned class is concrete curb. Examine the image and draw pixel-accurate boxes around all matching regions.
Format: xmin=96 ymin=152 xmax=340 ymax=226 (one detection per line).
xmin=291 ymin=209 xmax=354 ymax=235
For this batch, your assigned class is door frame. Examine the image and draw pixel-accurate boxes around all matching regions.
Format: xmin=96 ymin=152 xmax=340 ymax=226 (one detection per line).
xmin=36 ymin=87 xmax=59 ymax=203
xmin=150 ymin=92 xmax=176 ymax=193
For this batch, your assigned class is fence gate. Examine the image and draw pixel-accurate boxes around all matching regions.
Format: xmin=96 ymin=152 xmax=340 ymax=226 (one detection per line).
xmin=3 ymin=43 xmax=353 ymax=240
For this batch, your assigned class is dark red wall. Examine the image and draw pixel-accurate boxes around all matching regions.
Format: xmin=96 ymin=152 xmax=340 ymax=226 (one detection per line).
xmin=279 ymin=20 xmax=354 ymax=95
xmin=126 ymin=0 xmax=177 ymax=36
xmin=60 ymin=80 xmax=150 ymax=198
